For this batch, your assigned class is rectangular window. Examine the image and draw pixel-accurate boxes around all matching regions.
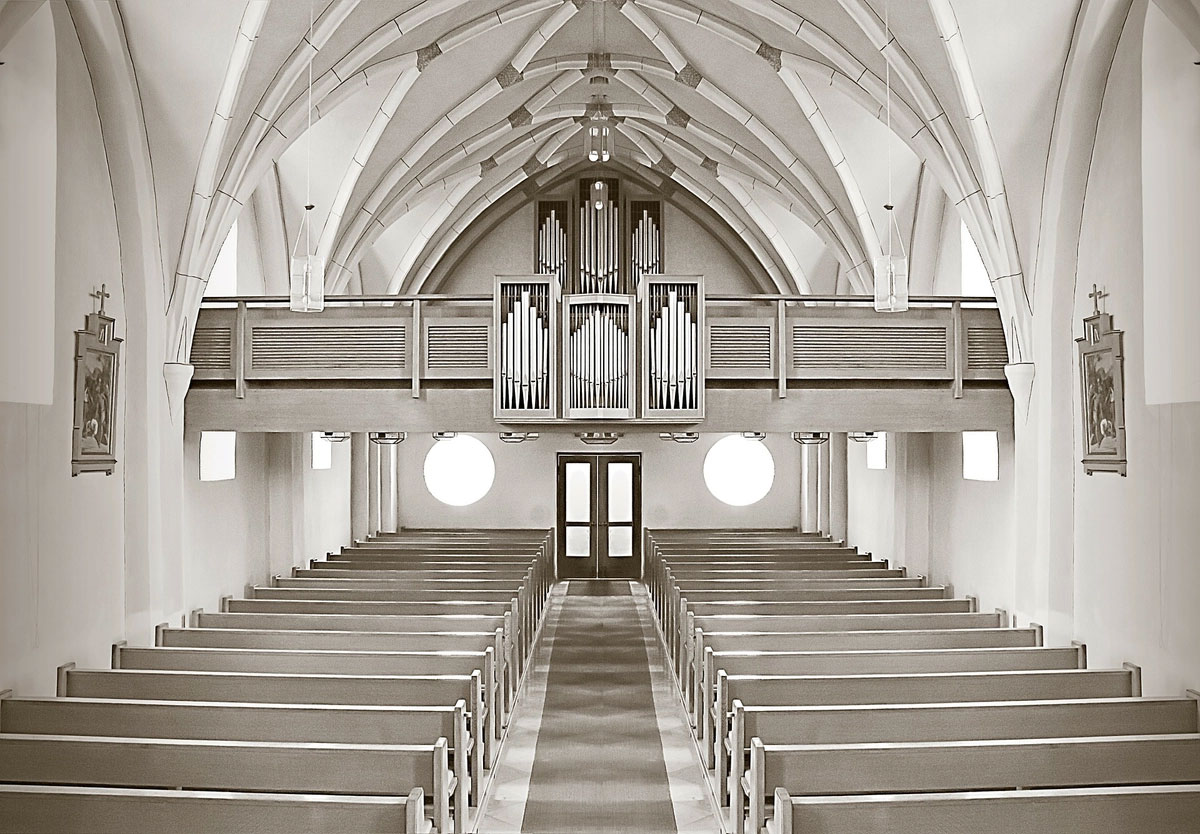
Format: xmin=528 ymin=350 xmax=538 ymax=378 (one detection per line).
xmin=311 ymin=432 xmax=332 ymax=470
xmin=962 ymin=430 xmax=999 ymax=481
xmin=866 ymin=432 xmax=887 ymax=470
xmin=199 ymin=431 xmax=236 ymax=481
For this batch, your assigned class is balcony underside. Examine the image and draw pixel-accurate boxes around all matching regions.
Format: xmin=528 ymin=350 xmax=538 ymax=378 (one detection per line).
xmin=185 ymin=380 xmax=1012 ymax=433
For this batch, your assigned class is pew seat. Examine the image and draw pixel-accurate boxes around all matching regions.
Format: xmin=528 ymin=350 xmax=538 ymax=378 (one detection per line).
xmin=0 ymin=783 xmax=431 ymax=834
xmin=0 ymin=733 xmax=458 ymax=832
xmin=768 ymin=784 xmax=1200 ymax=834
xmin=743 ymin=734 xmax=1200 ymax=834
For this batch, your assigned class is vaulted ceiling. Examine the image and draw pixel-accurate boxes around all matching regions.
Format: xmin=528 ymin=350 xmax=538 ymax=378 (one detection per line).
xmin=102 ymin=0 xmax=1148 ymax=362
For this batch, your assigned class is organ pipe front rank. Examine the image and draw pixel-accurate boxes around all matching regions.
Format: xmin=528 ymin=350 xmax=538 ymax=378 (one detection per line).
xmin=641 ymin=277 xmax=704 ymax=418
xmin=494 ymin=277 xmax=557 ymax=419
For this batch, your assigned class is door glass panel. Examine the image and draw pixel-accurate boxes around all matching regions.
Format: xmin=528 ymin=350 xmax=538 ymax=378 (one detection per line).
xmin=565 ymin=463 xmax=591 ymax=523
xmin=609 ymin=525 xmax=633 ymax=557
xmin=607 ymin=462 xmax=633 ymax=523
xmin=566 ymin=526 xmax=590 ymax=557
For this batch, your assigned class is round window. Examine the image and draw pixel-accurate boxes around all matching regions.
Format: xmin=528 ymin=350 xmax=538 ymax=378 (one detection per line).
xmin=703 ymin=435 xmax=775 ymax=506
xmin=423 ymin=435 xmax=496 ymax=506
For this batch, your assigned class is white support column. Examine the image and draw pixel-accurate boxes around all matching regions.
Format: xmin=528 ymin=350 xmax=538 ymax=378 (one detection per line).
xmin=829 ymin=432 xmax=849 ymax=543
xmin=350 ymin=432 xmax=370 ymax=543
xmin=817 ymin=439 xmax=831 ymax=536
xmin=368 ymin=440 xmax=381 ymax=537
xmin=380 ymin=442 xmax=398 ymax=533
xmin=800 ymin=444 xmax=820 ymax=533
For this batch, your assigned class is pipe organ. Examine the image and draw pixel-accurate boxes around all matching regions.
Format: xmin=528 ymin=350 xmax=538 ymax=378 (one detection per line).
xmin=564 ymin=298 xmax=635 ymax=419
xmin=536 ymin=202 xmax=569 ymax=286
xmin=642 ymin=278 xmax=703 ymax=417
xmin=495 ymin=179 xmax=704 ymax=421
xmin=574 ymin=178 xmax=624 ymax=294
xmin=630 ymin=201 xmax=662 ymax=286
xmin=494 ymin=278 xmax=557 ymax=419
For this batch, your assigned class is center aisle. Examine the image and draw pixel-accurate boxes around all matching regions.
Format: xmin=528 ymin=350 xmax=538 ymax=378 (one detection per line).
xmin=476 ymin=581 xmax=722 ymax=834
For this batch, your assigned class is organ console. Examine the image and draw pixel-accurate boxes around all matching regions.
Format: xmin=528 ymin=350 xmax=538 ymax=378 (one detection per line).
xmin=495 ymin=178 xmax=705 ymax=421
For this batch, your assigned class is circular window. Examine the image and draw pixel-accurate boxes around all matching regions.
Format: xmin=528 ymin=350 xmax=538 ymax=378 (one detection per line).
xmin=703 ymin=435 xmax=775 ymax=506
xmin=423 ymin=435 xmax=496 ymax=506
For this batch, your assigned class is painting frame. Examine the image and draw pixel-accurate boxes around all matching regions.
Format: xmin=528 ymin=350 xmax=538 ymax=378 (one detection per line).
xmin=72 ymin=311 xmax=122 ymax=476
xmin=1076 ymin=311 xmax=1127 ymax=476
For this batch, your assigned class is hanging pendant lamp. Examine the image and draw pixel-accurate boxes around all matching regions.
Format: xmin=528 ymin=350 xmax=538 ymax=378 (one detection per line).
xmin=290 ymin=1 xmax=325 ymax=313
xmin=874 ymin=0 xmax=909 ymax=313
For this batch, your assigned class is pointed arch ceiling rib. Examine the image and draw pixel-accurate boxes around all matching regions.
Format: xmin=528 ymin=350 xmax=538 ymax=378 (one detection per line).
xmin=167 ymin=0 xmax=1033 ymax=366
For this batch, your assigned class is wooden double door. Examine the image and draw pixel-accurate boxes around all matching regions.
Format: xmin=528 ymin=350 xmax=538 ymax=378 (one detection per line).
xmin=556 ymin=453 xmax=641 ymax=579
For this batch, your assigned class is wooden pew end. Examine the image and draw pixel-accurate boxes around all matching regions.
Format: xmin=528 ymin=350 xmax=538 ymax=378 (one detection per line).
xmin=55 ymin=663 xmax=75 ymax=697
xmin=219 ymin=595 xmax=233 ymax=613
xmin=154 ymin=622 xmax=168 ymax=646
xmin=406 ymin=787 xmax=430 ymax=834
xmin=1123 ymin=662 xmax=1143 ymax=697
xmin=1071 ymin=641 xmax=1088 ymax=668
xmin=244 ymin=583 xmax=255 ymax=599
xmin=188 ymin=608 xmax=203 ymax=628
xmin=994 ymin=608 xmax=1010 ymax=628
xmin=1030 ymin=621 xmax=1045 ymax=646
xmin=270 ymin=574 xmax=281 ymax=587
xmin=111 ymin=641 xmax=127 ymax=669
xmin=964 ymin=594 xmax=977 ymax=612
xmin=770 ymin=788 xmax=793 ymax=834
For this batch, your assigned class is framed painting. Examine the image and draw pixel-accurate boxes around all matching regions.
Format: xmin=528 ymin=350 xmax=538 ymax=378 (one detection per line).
xmin=72 ymin=310 xmax=122 ymax=476
xmin=1076 ymin=310 xmax=1127 ymax=476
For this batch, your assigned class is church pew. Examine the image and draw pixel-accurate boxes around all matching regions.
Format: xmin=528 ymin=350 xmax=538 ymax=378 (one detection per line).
xmin=193 ymin=610 xmax=506 ymax=633
xmin=696 ymin=645 xmax=1084 ymax=763
xmin=57 ymin=665 xmax=486 ymax=794
xmin=0 ymin=691 xmax=490 ymax=784
xmin=0 ymin=784 xmax=431 ymax=834
xmin=155 ymin=625 xmax=522 ymax=716
xmin=296 ymin=567 xmax=540 ymax=580
xmin=252 ymin=586 xmax=520 ymax=601
xmin=665 ymin=561 xmax=891 ymax=573
xmin=306 ymin=561 xmax=534 ymax=573
xmin=274 ymin=576 xmax=527 ymax=590
xmin=677 ymin=612 xmax=1006 ymax=680
xmin=224 ymin=599 xmax=512 ymax=616
xmin=723 ymin=695 xmax=1200 ymax=819
xmin=676 ymin=587 xmax=948 ymax=601
xmin=112 ymin=643 xmax=497 ymax=763
xmin=338 ymin=548 xmax=540 ymax=560
xmin=0 ymin=734 xmax=458 ymax=833
xmin=768 ymin=784 xmax=1200 ymax=834
xmin=686 ymin=599 xmax=973 ymax=616
xmin=743 ymin=733 xmax=1200 ymax=834
xmin=672 ymin=577 xmax=927 ymax=589
xmin=710 ymin=665 xmax=1141 ymax=800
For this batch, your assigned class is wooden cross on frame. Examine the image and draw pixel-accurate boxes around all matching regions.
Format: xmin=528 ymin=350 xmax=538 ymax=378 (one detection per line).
xmin=90 ymin=283 xmax=111 ymax=316
xmin=1088 ymin=283 xmax=1108 ymax=317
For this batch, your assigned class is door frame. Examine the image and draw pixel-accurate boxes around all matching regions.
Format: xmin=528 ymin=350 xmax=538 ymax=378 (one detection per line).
xmin=555 ymin=452 xmax=642 ymax=579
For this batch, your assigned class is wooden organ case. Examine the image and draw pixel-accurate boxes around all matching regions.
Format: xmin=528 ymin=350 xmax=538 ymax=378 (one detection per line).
xmin=494 ymin=182 xmax=705 ymax=422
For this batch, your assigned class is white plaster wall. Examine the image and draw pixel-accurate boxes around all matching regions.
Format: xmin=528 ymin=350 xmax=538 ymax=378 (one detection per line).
xmin=182 ymin=432 xmax=352 ymax=609
xmin=925 ymin=431 xmax=1017 ymax=613
xmin=0 ymin=15 xmax=127 ymax=696
xmin=396 ymin=432 xmax=801 ymax=531
xmin=1067 ymin=13 xmax=1200 ymax=696
xmin=846 ymin=435 xmax=898 ymax=562
xmin=0 ymin=3 xmax=56 ymax=404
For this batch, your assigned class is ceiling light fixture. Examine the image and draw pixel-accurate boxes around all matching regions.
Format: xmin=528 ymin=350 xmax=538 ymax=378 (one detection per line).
xmin=499 ymin=432 xmax=539 ymax=444
xmin=576 ymin=431 xmax=622 ymax=445
xmin=874 ymin=0 xmax=909 ymax=313
xmin=849 ymin=431 xmax=879 ymax=443
xmin=740 ymin=431 xmax=767 ymax=442
xmin=320 ymin=431 xmax=349 ymax=443
xmin=369 ymin=432 xmax=407 ymax=445
xmin=432 ymin=431 xmax=458 ymax=442
xmin=792 ymin=432 xmax=829 ymax=445
xmin=658 ymin=432 xmax=700 ymax=444
xmin=290 ymin=0 xmax=324 ymax=313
